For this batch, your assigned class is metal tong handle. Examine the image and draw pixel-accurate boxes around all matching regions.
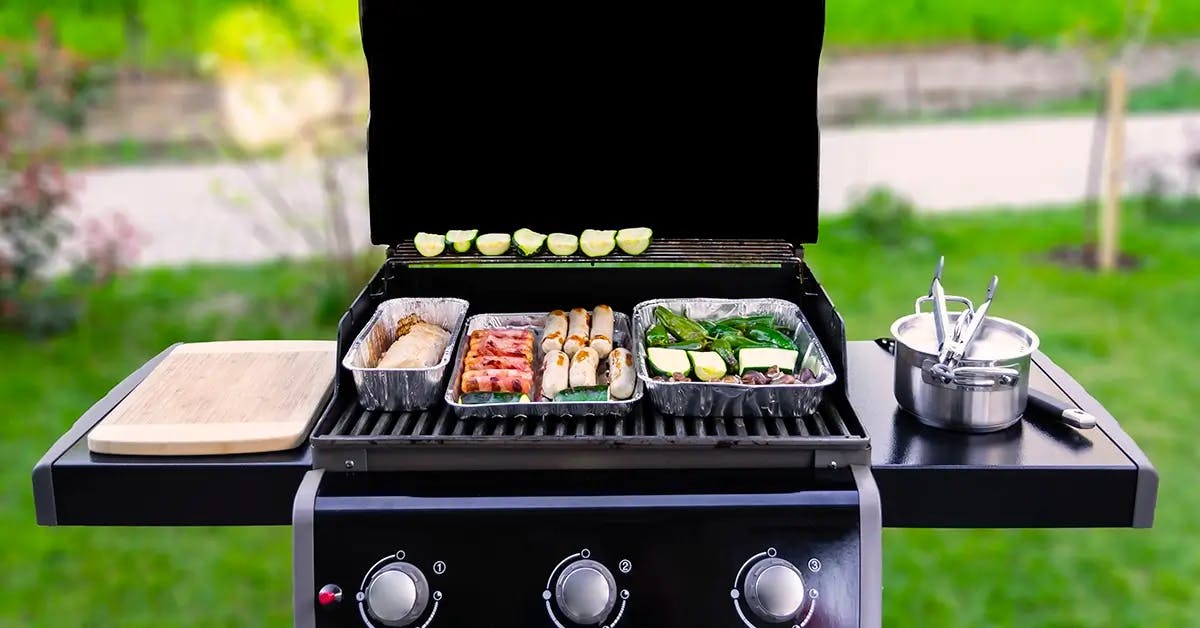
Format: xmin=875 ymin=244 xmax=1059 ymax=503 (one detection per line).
xmin=938 ymin=275 xmax=998 ymax=368
xmin=930 ymin=256 xmax=950 ymax=349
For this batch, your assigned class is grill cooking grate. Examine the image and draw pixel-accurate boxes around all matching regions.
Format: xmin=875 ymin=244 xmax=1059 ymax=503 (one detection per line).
xmin=321 ymin=402 xmax=855 ymax=440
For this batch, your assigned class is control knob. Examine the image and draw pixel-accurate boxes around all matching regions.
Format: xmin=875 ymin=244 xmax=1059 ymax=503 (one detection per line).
xmin=364 ymin=562 xmax=429 ymax=627
xmin=743 ymin=558 xmax=806 ymax=623
xmin=554 ymin=559 xmax=617 ymax=625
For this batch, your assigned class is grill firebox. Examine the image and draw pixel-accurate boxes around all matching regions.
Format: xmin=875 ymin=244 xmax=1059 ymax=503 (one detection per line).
xmin=310 ymin=239 xmax=869 ymax=471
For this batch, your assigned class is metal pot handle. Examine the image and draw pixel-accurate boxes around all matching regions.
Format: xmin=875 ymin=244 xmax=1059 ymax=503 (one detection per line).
xmin=945 ymin=365 xmax=1020 ymax=387
xmin=914 ymin=294 xmax=974 ymax=315
xmin=924 ymin=361 xmax=1020 ymax=387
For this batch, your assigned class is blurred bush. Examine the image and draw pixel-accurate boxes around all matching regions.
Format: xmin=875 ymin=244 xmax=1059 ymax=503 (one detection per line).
xmin=0 ymin=20 xmax=138 ymax=335
xmin=845 ymin=185 xmax=921 ymax=247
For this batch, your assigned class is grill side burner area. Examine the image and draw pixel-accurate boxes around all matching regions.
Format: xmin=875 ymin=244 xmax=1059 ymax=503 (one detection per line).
xmin=295 ymin=467 xmax=880 ymax=628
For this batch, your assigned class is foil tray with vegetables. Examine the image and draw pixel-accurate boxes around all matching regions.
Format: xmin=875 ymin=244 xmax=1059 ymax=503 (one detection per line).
xmin=444 ymin=307 xmax=643 ymax=418
xmin=632 ymin=298 xmax=836 ymax=417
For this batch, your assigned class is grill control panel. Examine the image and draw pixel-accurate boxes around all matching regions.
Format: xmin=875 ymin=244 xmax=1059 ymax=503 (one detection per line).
xmin=300 ymin=481 xmax=872 ymax=628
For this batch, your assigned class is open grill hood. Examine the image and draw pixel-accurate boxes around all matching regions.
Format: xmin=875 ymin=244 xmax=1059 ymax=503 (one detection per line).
xmin=360 ymin=2 xmax=825 ymax=245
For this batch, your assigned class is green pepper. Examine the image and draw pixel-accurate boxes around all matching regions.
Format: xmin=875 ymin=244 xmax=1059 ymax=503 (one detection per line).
xmin=645 ymin=323 xmax=673 ymax=347
xmin=747 ymin=327 xmax=798 ymax=351
xmin=711 ymin=338 xmax=737 ymax=369
xmin=555 ymin=386 xmax=609 ymax=402
xmin=654 ymin=306 xmax=707 ymax=344
xmin=716 ymin=315 xmax=775 ymax=330
xmin=697 ymin=320 xmax=716 ymax=333
xmin=663 ymin=340 xmax=705 ymax=351
xmin=723 ymin=336 xmax=773 ymax=351
xmin=707 ymin=324 xmax=744 ymax=339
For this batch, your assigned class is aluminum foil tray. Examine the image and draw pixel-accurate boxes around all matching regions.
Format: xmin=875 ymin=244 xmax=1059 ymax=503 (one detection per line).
xmin=632 ymin=298 xmax=837 ymax=417
xmin=343 ymin=297 xmax=470 ymax=411
xmin=445 ymin=311 xmax=643 ymax=418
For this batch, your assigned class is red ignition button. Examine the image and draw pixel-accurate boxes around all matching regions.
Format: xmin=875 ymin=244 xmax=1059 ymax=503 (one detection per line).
xmin=318 ymin=584 xmax=343 ymax=607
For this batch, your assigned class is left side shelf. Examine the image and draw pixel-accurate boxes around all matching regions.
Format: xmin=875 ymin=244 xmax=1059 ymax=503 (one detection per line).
xmin=33 ymin=344 xmax=313 ymax=526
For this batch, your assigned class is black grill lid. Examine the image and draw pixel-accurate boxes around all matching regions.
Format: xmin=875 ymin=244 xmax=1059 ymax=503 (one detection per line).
xmin=361 ymin=3 xmax=823 ymax=245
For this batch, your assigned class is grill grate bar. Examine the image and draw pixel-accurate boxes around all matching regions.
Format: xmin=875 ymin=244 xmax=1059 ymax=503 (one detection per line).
xmin=313 ymin=396 xmax=868 ymax=459
xmin=350 ymin=410 xmax=374 ymax=436
xmin=370 ymin=413 xmax=396 ymax=436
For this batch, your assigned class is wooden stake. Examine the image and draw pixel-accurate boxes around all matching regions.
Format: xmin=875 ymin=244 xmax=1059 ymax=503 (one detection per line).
xmin=1099 ymin=65 xmax=1128 ymax=272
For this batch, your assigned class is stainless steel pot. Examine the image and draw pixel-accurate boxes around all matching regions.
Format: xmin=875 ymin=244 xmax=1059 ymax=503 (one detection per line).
xmin=890 ymin=311 xmax=1039 ymax=433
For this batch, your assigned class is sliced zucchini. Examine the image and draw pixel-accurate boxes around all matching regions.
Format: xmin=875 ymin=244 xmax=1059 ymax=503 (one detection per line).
xmin=513 ymin=228 xmax=547 ymax=256
xmin=445 ymin=229 xmax=478 ymax=253
xmin=459 ymin=392 xmax=531 ymax=404
xmin=737 ymin=347 xmax=800 ymax=375
xmin=547 ymin=233 xmax=578 ymax=256
xmin=647 ymin=347 xmax=691 ymax=377
xmin=579 ymin=229 xmax=617 ymax=257
xmin=475 ymin=233 xmax=512 ymax=256
xmin=687 ymin=351 xmax=727 ymax=382
xmin=555 ymin=386 xmax=609 ymax=402
xmin=616 ymin=227 xmax=653 ymax=255
xmin=413 ymin=232 xmax=446 ymax=257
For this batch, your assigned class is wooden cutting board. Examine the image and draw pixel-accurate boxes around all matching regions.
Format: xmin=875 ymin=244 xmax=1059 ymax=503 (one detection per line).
xmin=88 ymin=340 xmax=336 ymax=456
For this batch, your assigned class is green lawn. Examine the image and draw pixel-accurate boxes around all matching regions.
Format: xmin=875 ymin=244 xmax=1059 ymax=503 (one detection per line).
xmin=3 ymin=206 xmax=1196 ymax=626
xmin=827 ymin=0 xmax=1200 ymax=48
xmin=2 ymin=1 xmax=1200 ymax=70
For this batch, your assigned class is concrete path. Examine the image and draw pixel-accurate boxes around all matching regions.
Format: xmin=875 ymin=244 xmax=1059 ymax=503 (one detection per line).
xmin=68 ymin=112 xmax=1200 ymax=268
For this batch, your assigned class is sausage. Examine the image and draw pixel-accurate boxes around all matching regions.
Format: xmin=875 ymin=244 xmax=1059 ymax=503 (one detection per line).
xmin=563 ymin=308 xmax=591 ymax=356
xmin=541 ymin=310 xmax=568 ymax=353
xmin=540 ymin=350 xmax=570 ymax=400
xmin=607 ymin=348 xmax=635 ymax=400
xmin=589 ymin=304 xmax=614 ymax=358
xmin=569 ymin=347 xmax=599 ymax=388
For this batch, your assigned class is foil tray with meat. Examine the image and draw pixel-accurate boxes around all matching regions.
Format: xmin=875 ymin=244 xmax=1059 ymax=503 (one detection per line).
xmin=343 ymin=297 xmax=470 ymax=411
xmin=632 ymin=298 xmax=836 ymax=417
xmin=444 ymin=308 xmax=643 ymax=419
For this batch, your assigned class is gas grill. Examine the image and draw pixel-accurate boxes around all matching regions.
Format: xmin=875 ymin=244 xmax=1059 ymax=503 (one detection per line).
xmin=33 ymin=3 xmax=1158 ymax=627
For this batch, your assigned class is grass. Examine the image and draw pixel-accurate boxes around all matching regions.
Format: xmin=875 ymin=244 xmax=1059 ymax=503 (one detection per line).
xmin=826 ymin=0 xmax=1200 ymax=49
xmin=3 ymin=2 xmax=1200 ymax=71
xmin=2 ymin=206 xmax=1196 ymax=625
xmin=0 ymin=0 xmax=361 ymax=71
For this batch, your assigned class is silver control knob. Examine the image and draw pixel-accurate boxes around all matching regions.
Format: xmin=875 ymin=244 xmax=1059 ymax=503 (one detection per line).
xmin=364 ymin=562 xmax=429 ymax=627
xmin=555 ymin=559 xmax=617 ymax=625
xmin=744 ymin=558 xmax=806 ymax=623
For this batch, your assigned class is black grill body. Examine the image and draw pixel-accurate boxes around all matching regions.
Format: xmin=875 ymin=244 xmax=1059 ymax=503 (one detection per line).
xmin=297 ymin=469 xmax=877 ymax=628
xmin=296 ymin=243 xmax=883 ymax=628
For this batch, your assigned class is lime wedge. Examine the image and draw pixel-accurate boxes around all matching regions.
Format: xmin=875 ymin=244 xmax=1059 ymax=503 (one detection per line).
xmin=579 ymin=229 xmax=617 ymax=257
xmin=616 ymin=227 xmax=653 ymax=255
xmin=475 ymin=233 xmax=512 ymax=256
xmin=547 ymin=233 xmax=579 ymax=256
xmin=513 ymin=228 xmax=547 ymax=256
xmin=414 ymin=232 xmax=446 ymax=257
xmin=445 ymin=229 xmax=478 ymax=253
